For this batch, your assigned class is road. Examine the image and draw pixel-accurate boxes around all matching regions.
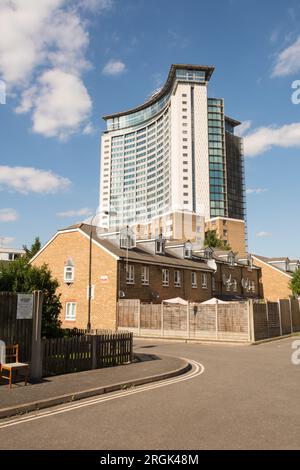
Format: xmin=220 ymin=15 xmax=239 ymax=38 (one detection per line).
xmin=0 ymin=337 xmax=299 ymax=450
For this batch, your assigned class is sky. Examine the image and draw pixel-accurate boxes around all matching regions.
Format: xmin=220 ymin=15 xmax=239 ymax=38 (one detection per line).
xmin=1 ymin=0 xmax=300 ymax=258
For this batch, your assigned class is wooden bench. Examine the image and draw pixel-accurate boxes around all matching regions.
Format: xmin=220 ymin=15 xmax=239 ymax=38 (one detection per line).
xmin=0 ymin=344 xmax=29 ymax=388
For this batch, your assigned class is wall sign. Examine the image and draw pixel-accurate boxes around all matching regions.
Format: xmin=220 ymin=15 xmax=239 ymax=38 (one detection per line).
xmin=17 ymin=294 xmax=34 ymax=319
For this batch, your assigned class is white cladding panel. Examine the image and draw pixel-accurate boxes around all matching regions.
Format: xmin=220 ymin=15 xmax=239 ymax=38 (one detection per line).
xmin=170 ymin=83 xmax=193 ymax=212
xmin=194 ymin=84 xmax=210 ymax=219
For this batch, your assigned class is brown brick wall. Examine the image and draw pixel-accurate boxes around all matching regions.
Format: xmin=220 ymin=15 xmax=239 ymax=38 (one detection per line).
xmin=252 ymin=257 xmax=292 ymax=301
xmin=119 ymin=262 xmax=212 ymax=303
xmin=32 ymin=231 xmax=118 ymax=330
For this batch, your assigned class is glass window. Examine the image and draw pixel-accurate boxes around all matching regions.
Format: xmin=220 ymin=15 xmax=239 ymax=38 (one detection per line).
xmin=162 ymin=269 xmax=169 ymax=287
xmin=191 ymin=272 xmax=197 ymax=288
xmin=66 ymin=302 xmax=76 ymax=321
xmin=174 ymin=270 xmax=181 ymax=287
xmin=201 ymin=273 xmax=208 ymax=288
xmin=141 ymin=266 xmax=150 ymax=285
xmin=64 ymin=266 xmax=74 ymax=283
xmin=126 ymin=265 xmax=135 ymax=284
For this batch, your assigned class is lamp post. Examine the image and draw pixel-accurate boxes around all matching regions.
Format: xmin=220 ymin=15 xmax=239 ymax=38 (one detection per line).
xmin=87 ymin=210 xmax=117 ymax=332
xmin=87 ymin=213 xmax=98 ymax=332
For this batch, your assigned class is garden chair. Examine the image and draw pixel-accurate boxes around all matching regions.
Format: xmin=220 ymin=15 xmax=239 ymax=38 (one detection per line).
xmin=0 ymin=344 xmax=29 ymax=388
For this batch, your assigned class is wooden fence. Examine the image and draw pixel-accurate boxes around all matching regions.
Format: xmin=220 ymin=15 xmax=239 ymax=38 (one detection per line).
xmin=118 ymin=298 xmax=300 ymax=343
xmin=252 ymin=299 xmax=300 ymax=341
xmin=118 ymin=300 xmax=250 ymax=342
xmin=0 ymin=292 xmax=33 ymax=362
xmin=42 ymin=332 xmax=133 ymax=377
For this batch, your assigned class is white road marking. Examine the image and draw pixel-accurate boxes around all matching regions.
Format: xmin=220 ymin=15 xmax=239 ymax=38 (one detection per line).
xmin=0 ymin=358 xmax=204 ymax=429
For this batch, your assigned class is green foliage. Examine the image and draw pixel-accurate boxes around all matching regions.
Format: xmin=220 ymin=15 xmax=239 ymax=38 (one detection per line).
xmin=23 ymin=237 xmax=41 ymax=261
xmin=204 ymin=230 xmax=231 ymax=250
xmin=290 ymin=268 xmax=300 ymax=296
xmin=0 ymin=257 xmax=62 ymax=338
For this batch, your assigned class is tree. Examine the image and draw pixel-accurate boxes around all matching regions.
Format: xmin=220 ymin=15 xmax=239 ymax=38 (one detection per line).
xmin=290 ymin=268 xmax=300 ymax=296
xmin=0 ymin=257 xmax=62 ymax=338
xmin=204 ymin=230 xmax=231 ymax=250
xmin=23 ymin=237 xmax=41 ymax=261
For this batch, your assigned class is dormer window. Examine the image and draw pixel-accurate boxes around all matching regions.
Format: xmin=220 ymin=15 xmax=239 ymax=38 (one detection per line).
xmin=155 ymin=234 xmax=165 ymax=255
xmin=228 ymin=252 xmax=235 ymax=267
xmin=204 ymin=247 xmax=213 ymax=259
xmin=120 ymin=227 xmax=135 ymax=249
xmin=64 ymin=257 xmax=74 ymax=283
xmin=184 ymin=241 xmax=193 ymax=259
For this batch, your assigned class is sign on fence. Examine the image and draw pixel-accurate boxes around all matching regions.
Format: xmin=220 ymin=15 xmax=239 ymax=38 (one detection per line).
xmin=17 ymin=294 xmax=34 ymax=319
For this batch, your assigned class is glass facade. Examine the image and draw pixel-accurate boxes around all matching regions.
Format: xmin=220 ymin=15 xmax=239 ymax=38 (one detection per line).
xmin=225 ymin=131 xmax=246 ymax=220
xmin=207 ymin=98 xmax=227 ymax=218
xmin=176 ymin=69 xmax=206 ymax=83
xmin=109 ymin=109 xmax=170 ymax=226
xmin=107 ymin=91 xmax=171 ymax=131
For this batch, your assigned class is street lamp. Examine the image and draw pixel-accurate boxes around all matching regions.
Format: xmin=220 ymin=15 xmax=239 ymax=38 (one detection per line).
xmin=87 ymin=213 xmax=98 ymax=332
xmin=87 ymin=210 xmax=117 ymax=332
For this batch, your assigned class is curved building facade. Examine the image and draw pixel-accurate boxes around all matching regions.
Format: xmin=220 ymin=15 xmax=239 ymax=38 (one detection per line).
xmin=99 ymin=64 xmax=245 ymax=245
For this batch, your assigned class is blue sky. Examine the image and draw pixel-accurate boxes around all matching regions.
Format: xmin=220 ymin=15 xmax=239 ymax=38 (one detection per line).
xmin=1 ymin=0 xmax=300 ymax=258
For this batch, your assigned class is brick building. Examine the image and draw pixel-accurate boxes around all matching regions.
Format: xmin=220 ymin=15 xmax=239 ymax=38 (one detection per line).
xmin=31 ymin=224 xmax=262 ymax=331
xmin=251 ymin=254 xmax=299 ymax=301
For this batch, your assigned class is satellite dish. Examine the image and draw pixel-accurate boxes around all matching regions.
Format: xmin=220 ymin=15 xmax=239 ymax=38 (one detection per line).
xmin=241 ymin=278 xmax=249 ymax=289
xmin=151 ymin=291 xmax=160 ymax=300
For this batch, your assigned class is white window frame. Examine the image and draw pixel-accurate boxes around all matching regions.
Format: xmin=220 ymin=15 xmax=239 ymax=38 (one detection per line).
xmin=65 ymin=302 xmax=76 ymax=321
xmin=191 ymin=271 xmax=197 ymax=288
xmin=162 ymin=269 xmax=169 ymax=287
xmin=64 ymin=266 xmax=74 ymax=283
xmin=126 ymin=265 xmax=135 ymax=284
xmin=141 ymin=266 xmax=149 ymax=286
xmin=174 ymin=270 xmax=181 ymax=287
xmin=201 ymin=273 xmax=208 ymax=289
xmin=155 ymin=240 xmax=165 ymax=254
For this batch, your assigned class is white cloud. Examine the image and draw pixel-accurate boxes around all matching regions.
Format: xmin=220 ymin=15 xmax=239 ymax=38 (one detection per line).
xmin=78 ymin=0 xmax=113 ymax=13
xmin=0 ymin=0 xmax=112 ymax=139
xmin=0 ymin=237 xmax=15 ymax=247
xmin=243 ymin=122 xmax=300 ymax=157
xmin=0 ymin=209 xmax=18 ymax=223
xmin=256 ymin=231 xmax=272 ymax=238
xmin=102 ymin=59 xmax=126 ymax=76
xmin=57 ymin=207 xmax=93 ymax=218
xmin=0 ymin=0 xmax=63 ymax=85
xmin=272 ymin=35 xmax=300 ymax=77
xmin=246 ymin=188 xmax=268 ymax=195
xmin=0 ymin=166 xmax=71 ymax=194
xmin=235 ymin=120 xmax=252 ymax=137
xmin=16 ymin=69 xmax=92 ymax=140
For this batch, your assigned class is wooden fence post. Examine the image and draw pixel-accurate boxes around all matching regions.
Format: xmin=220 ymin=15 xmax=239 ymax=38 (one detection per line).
xmin=289 ymin=297 xmax=293 ymax=333
xmin=215 ymin=300 xmax=219 ymax=340
xmin=137 ymin=300 xmax=141 ymax=337
xmin=30 ymin=290 xmax=43 ymax=381
xmin=278 ymin=300 xmax=283 ymax=337
xmin=247 ymin=300 xmax=255 ymax=343
xmin=187 ymin=303 xmax=190 ymax=340
xmin=161 ymin=302 xmax=164 ymax=338
xmin=92 ymin=335 xmax=97 ymax=369
xmin=266 ymin=301 xmax=270 ymax=338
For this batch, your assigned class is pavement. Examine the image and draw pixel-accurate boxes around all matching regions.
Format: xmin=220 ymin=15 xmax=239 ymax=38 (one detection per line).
xmin=0 ymin=353 xmax=190 ymax=419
